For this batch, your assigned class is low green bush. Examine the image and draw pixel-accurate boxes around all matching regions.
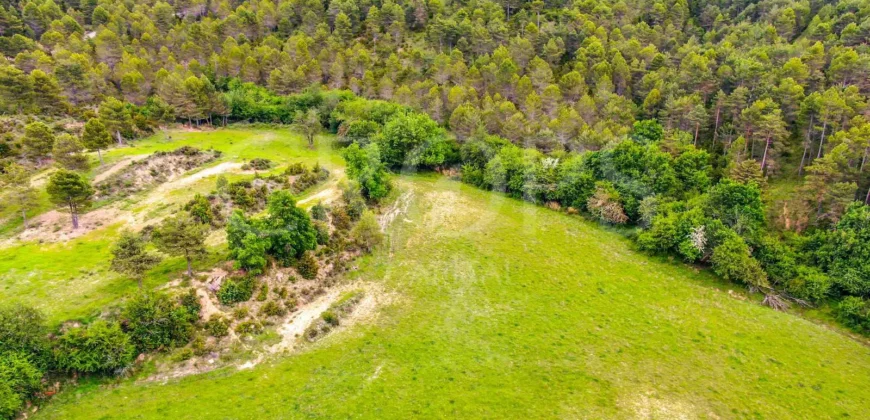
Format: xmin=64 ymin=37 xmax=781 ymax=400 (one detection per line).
xmin=0 ymin=351 xmax=43 ymax=419
xmin=837 ymin=297 xmax=870 ymax=333
xmin=235 ymin=321 xmax=263 ymax=335
xmin=54 ymin=321 xmax=135 ymax=374
xmin=217 ymin=276 xmax=257 ymax=305
xmin=296 ymin=251 xmax=319 ymax=280
xmin=204 ymin=316 xmax=229 ymax=338
xmin=121 ymin=293 xmax=197 ymax=353
xmin=260 ymin=301 xmax=286 ymax=318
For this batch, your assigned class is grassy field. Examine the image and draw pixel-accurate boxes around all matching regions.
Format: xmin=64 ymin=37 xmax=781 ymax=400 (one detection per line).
xmin=0 ymin=127 xmax=341 ymax=323
xmin=35 ymin=173 xmax=870 ymax=418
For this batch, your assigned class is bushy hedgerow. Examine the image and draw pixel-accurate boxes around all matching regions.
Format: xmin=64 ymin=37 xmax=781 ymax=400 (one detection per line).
xmin=836 ymin=297 xmax=870 ymax=333
xmin=0 ymin=304 xmax=49 ymax=367
xmin=53 ymin=321 xmax=135 ymax=374
xmin=0 ymin=351 xmax=43 ymax=419
xmin=121 ymin=292 xmax=198 ymax=352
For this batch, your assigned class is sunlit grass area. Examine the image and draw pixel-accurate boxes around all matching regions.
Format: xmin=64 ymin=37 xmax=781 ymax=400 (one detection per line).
xmin=35 ymin=175 xmax=870 ymax=418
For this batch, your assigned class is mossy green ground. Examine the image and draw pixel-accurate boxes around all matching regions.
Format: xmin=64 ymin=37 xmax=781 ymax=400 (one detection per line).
xmin=0 ymin=128 xmax=340 ymax=324
xmin=35 ymin=173 xmax=870 ymax=418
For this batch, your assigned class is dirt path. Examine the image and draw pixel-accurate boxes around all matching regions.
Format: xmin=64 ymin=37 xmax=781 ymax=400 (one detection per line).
xmin=379 ymin=191 xmax=413 ymax=230
xmin=269 ymin=289 xmax=343 ymax=355
xmin=298 ymin=168 xmax=345 ymax=207
xmin=93 ymin=155 xmax=148 ymax=184
xmin=139 ymin=162 xmax=244 ymax=209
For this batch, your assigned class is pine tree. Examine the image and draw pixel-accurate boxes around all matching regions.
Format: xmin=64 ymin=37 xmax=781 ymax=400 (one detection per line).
xmin=81 ymin=118 xmax=112 ymax=165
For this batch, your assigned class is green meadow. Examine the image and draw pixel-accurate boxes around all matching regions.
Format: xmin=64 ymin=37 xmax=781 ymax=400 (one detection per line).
xmin=32 ymin=167 xmax=870 ymax=418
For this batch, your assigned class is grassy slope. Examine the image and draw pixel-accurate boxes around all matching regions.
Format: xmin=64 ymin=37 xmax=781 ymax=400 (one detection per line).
xmin=37 ymin=175 xmax=870 ymax=418
xmin=0 ymin=128 xmax=341 ymax=324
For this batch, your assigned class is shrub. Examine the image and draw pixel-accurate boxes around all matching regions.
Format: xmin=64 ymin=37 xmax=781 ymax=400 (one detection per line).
xmin=54 ymin=321 xmax=135 ymax=374
xmin=710 ymin=236 xmax=769 ymax=289
xmin=296 ymin=251 xmax=319 ymax=280
xmin=190 ymin=335 xmax=209 ymax=356
xmin=121 ymin=293 xmax=197 ymax=352
xmin=204 ymin=316 xmax=229 ymax=338
xmin=235 ymin=321 xmax=263 ymax=335
xmin=587 ymin=183 xmax=628 ymax=224
xmin=256 ymin=284 xmax=269 ymax=301
xmin=260 ymin=301 xmax=286 ymax=317
xmin=179 ymin=289 xmax=201 ymax=319
xmin=351 ymin=211 xmax=383 ymax=252
xmin=310 ymin=202 xmax=328 ymax=221
xmin=321 ymin=310 xmax=339 ymax=326
xmin=0 ymin=351 xmax=43 ymax=418
xmin=0 ymin=304 xmax=48 ymax=366
xmin=0 ymin=382 xmax=22 ymax=420
xmin=226 ymin=211 xmax=268 ymax=274
xmin=836 ymin=297 xmax=869 ymax=333
xmin=291 ymin=166 xmax=328 ymax=193
xmin=346 ymin=196 xmax=366 ymax=220
xmin=342 ymin=143 xmax=390 ymax=201
xmin=233 ymin=307 xmax=249 ymax=320
xmin=331 ymin=207 xmax=352 ymax=231
xmin=184 ymin=194 xmax=215 ymax=225
xmin=217 ymin=276 xmax=257 ymax=305
xmin=285 ymin=162 xmax=305 ymax=175
xmin=314 ymin=220 xmax=330 ymax=245
xmin=215 ymin=174 xmax=229 ymax=192
xmin=242 ymin=158 xmax=272 ymax=170
xmin=171 ymin=347 xmax=193 ymax=362
xmin=0 ymin=352 xmax=42 ymax=397
xmin=786 ymin=266 xmax=832 ymax=302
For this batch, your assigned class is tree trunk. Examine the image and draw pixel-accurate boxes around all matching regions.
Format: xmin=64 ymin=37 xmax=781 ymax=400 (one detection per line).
xmin=817 ymin=118 xmax=828 ymax=159
xmin=861 ymin=147 xmax=868 ymax=172
xmin=186 ymin=254 xmax=193 ymax=278
xmin=97 ymin=148 xmax=103 ymax=166
xmin=799 ymin=114 xmax=813 ymax=175
xmin=866 ymin=185 xmax=870 ymax=204
xmin=693 ymin=122 xmax=700 ymax=147
xmin=115 ymin=130 xmax=123 ymax=145
xmin=712 ymin=105 xmax=721 ymax=149
xmin=21 ymin=209 xmax=27 ymax=229
xmin=798 ymin=142 xmax=809 ymax=176
xmin=760 ymin=135 xmax=771 ymax=172
xmin=69 ymin=202 xmax=78 ymax=229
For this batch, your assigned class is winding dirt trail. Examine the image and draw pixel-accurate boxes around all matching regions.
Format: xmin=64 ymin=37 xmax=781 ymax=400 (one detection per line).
xmin=93 ymin=155 xmax=148 ymax=183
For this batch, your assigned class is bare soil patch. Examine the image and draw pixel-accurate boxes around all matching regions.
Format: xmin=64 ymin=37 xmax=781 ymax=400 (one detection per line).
xmin=3 ymin=207 xmax=131 ymax=245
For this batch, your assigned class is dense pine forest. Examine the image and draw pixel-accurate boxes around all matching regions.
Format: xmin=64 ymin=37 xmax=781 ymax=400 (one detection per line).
xmin=1 ymin=0 xmax=870 ymax=417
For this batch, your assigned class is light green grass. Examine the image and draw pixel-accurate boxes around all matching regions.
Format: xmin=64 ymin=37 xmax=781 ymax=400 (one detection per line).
xmin=36 ymin=175 xmax=870 ymax=418
xmin=103 ymin=127 xmax=342 ymax=169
